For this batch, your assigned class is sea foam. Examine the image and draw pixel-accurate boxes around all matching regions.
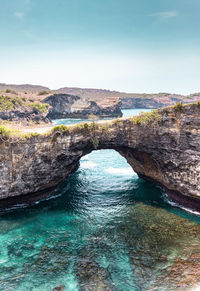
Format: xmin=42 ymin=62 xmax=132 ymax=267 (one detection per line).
xmin=105 ymin=167 xmax=134 ymax=175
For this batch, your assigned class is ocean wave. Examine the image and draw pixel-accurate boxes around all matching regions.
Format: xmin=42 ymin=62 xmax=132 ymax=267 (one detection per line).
xmin=105 ymin=167 xmax=134 ymax=175
xmin=81 ymin=161 xmax=97 ymax=169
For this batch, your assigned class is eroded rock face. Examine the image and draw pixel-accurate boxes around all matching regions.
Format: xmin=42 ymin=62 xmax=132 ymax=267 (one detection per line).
xmin=0 ymin=106 xmax=50 ymax=124
xmin=0 ymin=103 xmax=200 ymax=210
xmin=44 ymin=94 xmax=122 ymax=119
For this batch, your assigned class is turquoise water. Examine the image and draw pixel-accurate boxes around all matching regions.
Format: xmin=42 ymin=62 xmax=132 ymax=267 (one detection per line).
xmin=1 ymin=109 xmax=200 ymax=290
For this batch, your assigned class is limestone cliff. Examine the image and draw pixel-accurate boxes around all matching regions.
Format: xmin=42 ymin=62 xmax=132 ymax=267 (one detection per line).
xmin=0 ymin=102 xmax=200 ymax=211
xmin=44 ymin=93 xmax=122 ymax=119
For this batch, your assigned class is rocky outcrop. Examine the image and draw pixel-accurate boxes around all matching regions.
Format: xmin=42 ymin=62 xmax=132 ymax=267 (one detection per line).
xmin=0 ymin=106 xmax=50 ymax=124
xmin=44 ymin=93 xmax=122 ymax=119
xmin=0 ymin=95 xmax=51 ymax=124
xmin=0 ymin=103 xmax=200 ymax=211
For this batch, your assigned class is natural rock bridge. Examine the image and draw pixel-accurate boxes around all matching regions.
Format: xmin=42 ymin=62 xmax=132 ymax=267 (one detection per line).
xmin=1 ymin=103 xmax=200 ymax=210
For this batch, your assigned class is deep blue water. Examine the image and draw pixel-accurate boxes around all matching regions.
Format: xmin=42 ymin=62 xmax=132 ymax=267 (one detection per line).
xmin=1 ymin=109 xmax=200 ymax=291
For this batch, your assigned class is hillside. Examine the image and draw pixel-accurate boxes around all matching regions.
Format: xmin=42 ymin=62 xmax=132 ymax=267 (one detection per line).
xmin=0 ymin=86 xmax=122 ymax=123
xmin=0 ymin=83 xmax=200 ymax=109
xmin=57 ymin=87 xmax=200 ymax=108
xmin=0 ymin=83 xmax=50 ymax=93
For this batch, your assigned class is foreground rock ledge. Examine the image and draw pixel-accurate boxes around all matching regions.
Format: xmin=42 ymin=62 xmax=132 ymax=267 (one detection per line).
xmin=0 ymin=103 xmax=200 ymax=211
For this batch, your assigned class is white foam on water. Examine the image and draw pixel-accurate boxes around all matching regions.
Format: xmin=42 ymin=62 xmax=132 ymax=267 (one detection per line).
xmin=169 ymin=200 xmax=200 ymax=216
xmin=105 ymin=167 xmax=134 ymax=175
xmin=81 ymin=161 xmax=97 ymax=169
xmin=163 ymin=193 xmax=200 ymax=216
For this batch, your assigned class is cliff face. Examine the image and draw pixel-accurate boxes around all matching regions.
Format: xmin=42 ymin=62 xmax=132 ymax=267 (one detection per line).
xmin=44 ymin=94 xmax=122 ymax=119
xmin=0 ymin=107 xmax=50 ymax=124
xmin=1 ymin=103 xmax=200 ymax=211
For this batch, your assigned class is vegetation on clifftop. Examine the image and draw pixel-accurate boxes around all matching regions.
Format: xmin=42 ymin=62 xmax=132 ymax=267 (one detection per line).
xmin=38 ymin=90 xmax=50 ymax=96
xmin=0 ymin=95 xmax=49 ymax=113
xmin=0 ymin=125 xmax=11 ymax=137
xmin=30 ymin=102 xmax=49 ymax=113
xmin=130 ymin=110 xmax=162 ymax=125
xmin=0 ymin=95 xmax=24 ymax=111
xmin=0 ymin=125 xmax=39 ymax=140
xmin=1 ymin=101 xmax=200 ymax=142
xmin=174 ymin=102 xmax=183 ymax=113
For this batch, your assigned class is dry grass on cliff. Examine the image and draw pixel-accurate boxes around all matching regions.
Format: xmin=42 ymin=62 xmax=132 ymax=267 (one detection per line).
xmin=1 ymin=101 xmax=200 ymax=142
xmin=161 ymin=100 xmax=200 ymax=116
xmin=0 ymin=125 xmax=40 ymax=141
xmin=129 ymin=110 xmax=162 ymax=125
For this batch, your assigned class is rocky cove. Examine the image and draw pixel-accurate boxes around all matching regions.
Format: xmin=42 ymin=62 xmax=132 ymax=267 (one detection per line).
xmin=1 ymin=104 xmax=200 ymax=290
xmin=0 ymin=102 xmax=200 ymax=211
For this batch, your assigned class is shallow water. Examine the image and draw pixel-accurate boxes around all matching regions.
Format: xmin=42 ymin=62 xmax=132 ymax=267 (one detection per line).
xmin=1 ymin=109 xmax=200 ymax=291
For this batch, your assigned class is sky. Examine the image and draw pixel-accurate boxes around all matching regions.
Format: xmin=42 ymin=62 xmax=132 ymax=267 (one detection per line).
xmin=0 ymin=0 xmax=200 ymax=94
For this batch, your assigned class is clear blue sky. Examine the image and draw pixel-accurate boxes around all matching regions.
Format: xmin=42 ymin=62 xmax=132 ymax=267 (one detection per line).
xmin=0 ymin=0 xmax=200 ymax=94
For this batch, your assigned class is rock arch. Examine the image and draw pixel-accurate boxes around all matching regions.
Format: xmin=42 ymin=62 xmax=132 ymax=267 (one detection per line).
xmin=0 ymin=103 xmax=200 ymax=211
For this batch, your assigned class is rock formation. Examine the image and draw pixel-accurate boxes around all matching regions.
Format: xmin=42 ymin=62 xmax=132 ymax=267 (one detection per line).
xmin=0 ymin=95 xmax=50 ymax=125
xmin=0 ymin=102 xmax=200 ymax=211
xmin=56 ymin=86 xmax=200 ymax=109
xmin=44 ymin=93 xmax=122 ymax=119
xmin=0 ymin=106 xmax=50 ymax=124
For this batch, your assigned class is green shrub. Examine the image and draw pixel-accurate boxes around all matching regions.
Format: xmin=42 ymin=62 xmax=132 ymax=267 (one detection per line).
xmin=52 ymin=125 xmax=69 ymax=133
xmin=38 ymin=90 xmax=50 ymax=96
xmin=30 ymin=103 xmax=49 ymax=113
xmin=71 ymin=121 xmax=100 ymax=134
xmin=83 ymin=122 xmax=89 ymax=130
xmin=90 ymin=121 xmax=99 ymax=131
xmin=113 ymin=118 xmax=123 ymax=126
xmin=0 ymin=125 xmax=11 ymax=137
xmin=174 ymin=102 xmax=183 ymax=113
xmin=92 ymin=137 xmax=99 ymax=149
xmin=0 ymin=95 xmax=23 ymax=111
xmin=131 ymin=110 xmax=162 ymax=125
xmin=5 ymin=89 xmax=17 ymax=94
